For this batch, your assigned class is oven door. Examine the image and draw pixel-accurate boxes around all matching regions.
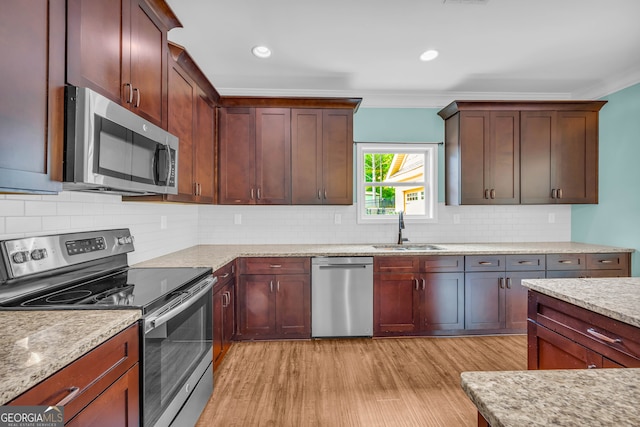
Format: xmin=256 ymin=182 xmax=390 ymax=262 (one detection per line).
xmin=142 ymin=277 xmax=214 ymax=427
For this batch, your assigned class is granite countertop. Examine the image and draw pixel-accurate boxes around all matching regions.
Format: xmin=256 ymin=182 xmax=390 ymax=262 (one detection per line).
xmin=461 ymin=368 xmax=640 ymax=427
xmin=522 ymin=277 xmax=640 ymax=328
xmin=133 ymin=242 xmax=634 ymax=272
xmin=0 ymin=310 xmax=140 ymax=405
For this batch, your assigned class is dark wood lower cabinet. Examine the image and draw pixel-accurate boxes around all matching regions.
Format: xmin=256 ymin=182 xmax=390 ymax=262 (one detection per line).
xmin=237 ymin=273 xmax=310 ymax=340
xmin=213 ymin=262 xmax=235 ymax=370
xmin=9 ymin=323 xmax=140 ymax=426
xmin=374 ymin=271 xmax=464 ymax=336
xmin=528 ymin=291 xmax=640 ymax=369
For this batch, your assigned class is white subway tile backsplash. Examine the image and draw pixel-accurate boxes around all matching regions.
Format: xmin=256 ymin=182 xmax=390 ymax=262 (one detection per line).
xmin=6 ymin=217 xmax=42 ymax=234
xmin=0 ymin=200 xmax=25 ymax=216
xmin=25 ymin=201 xmax=57 ymax=216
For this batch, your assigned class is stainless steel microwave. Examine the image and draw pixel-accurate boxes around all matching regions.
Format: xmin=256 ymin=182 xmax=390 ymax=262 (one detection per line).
xmin=64 ymin=86 xmax=178 ymax=195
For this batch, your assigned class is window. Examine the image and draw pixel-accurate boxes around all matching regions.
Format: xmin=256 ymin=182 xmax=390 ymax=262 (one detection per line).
xmin=356 ymin=143 xmax=438 ymax=223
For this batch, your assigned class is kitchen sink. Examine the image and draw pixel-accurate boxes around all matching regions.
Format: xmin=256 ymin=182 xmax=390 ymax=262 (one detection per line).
xmin=373 ymin=244 xmax=443 ymax=251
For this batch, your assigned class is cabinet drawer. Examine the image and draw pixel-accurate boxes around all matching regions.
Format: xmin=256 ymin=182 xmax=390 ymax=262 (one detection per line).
xmin=530 ymin=292 xmax=640 ymax=368
xmin=546 ymin=254 xmax=585 ymax=270
xmin=374 ymin=256 xmax=420 ymax=273
xmin=586 ymin=253 xmax=629 ymax=272
xmin=465 ymin=255 xmax=505 ymax=271
xmin=240 ymin=257 xmax=310 ymax=274
xmin=10 ymin=323 xmax=140 ymax=421
xmin=418 ymin=255 xmax=464 ymax=272
xmin=213 ymin=260 xmax=235 ymax=290
xmin=505 ymin=254 xmax=545 ymax=271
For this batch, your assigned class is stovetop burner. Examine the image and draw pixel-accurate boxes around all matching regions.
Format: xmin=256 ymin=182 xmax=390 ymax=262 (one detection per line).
xmin=45 ymin=289 xmax=93 ymax=304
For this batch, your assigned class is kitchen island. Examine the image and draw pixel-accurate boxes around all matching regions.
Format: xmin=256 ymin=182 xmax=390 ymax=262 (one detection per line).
xmin=462 ymin=277 xmax=640 ymax=426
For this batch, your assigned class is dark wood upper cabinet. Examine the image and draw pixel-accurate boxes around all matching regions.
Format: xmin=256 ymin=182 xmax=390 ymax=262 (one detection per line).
xmin=291 ymin=109 xmax=354 ymax=204
xmin=219 ymin=107 xmax=291 ymax=204
xmin=0 ymin=0 xmax=64 ymax=194
xmin=438 ymin=101 xmax=606 ymax=205
xmin=219 ymin=97 xmax=360 ymax=205
xmin=66 ymin=0 xmax=181 ymax=129
xmin=521 ymin=109 xmax=601 ymax=204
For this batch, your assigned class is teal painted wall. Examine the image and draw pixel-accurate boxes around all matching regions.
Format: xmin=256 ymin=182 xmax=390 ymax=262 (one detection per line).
xmin=572 ymin=83 xmax=640 ymax=277
xmin=353 ymin=107 xmax=446 ymax=202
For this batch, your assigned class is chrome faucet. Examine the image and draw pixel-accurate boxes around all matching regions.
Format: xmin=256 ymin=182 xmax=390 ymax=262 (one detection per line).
xmin=397 ymin=211 xmax=409 ymax=245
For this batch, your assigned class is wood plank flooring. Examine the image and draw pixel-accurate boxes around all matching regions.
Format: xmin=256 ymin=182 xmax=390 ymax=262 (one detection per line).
xmin=197 ymin=335 xmax=527 ymax=426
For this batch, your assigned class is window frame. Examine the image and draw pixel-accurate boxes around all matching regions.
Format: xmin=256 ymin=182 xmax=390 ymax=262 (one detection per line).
xmin=355 ymin=142 xmax=438 ymax=224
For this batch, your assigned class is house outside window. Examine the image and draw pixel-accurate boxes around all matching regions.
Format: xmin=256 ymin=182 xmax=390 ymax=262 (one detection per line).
xmin=356 ymin=143 xmax=438 ymax=224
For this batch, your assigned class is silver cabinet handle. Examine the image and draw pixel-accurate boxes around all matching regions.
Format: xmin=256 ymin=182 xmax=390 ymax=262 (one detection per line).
xmin=484 ymin=189 xmax=489 ymax=199
xmin=558 ymin=260 xmax=574 ymax=264
xmin=251 ymin=188 xmax=254 ymax=199
xmin=413 ymin=278 xmax=419 ymax=290
xmin=220 ymin=273 xmax=230 ymax=278
xmin=270 ymin=280 xmax=274 ymax=293
xmin=317 ymin=189 xmax=321 ymax=199
xmin=518 ymin=261 xmax=533 ymax=265
xmin=506 ymin=277 xmax=512 ymax=289
xmin=277 ymin=281 xmax=280 ymax=292
xmin=499 ymin=277 xmax=505 ymax=289
xmin=421 ymin=278 xmax=426 ymax=291
xmin=54 ymin=386 xmax=80 ymax=406
xmin=587 ymin=364 xmax=597 ymax=369
xmin=479 ymin=261 xmax=493 ymax=265
xmin=125 ymin=83 xmax=133 ymax=104
xmin=551 ymin=189 xmax=557 ymax=198
xmin=586 ymin=328 xmax=622 ymax=344
xmin=598 ymin=259 xmax=614 ymax=264
xmin=490 ymin=189 xmax=496 ymax=199
xmin=270 ymin=264 xmax=282 ymax=268
xmin=133 ymin=87 xmax=140 ymax=108
xmin=324 ymin=189 xmax=327 ymax=199
xmin=257 ymin=187 xmax=261 ymax=200
xmin=558 ymin=188 xmax=563 ymax=199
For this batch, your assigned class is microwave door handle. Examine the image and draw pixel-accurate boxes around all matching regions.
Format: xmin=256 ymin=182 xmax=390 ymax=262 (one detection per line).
xmin=144 ymin=277 xmax=215 ymax=333
xmin=151 ymin=146 xmax=159 ymax=184
xmin=164 ymin=143 xmax=172 ymax=185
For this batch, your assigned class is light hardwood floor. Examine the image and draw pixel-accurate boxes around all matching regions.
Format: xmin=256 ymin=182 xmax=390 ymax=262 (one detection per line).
xmin=197 ymin=335 xmax=527 ymax=426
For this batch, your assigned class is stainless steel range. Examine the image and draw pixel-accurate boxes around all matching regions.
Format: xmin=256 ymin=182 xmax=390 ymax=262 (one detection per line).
xmin=0 ymin=229 xmax=215 ymax=427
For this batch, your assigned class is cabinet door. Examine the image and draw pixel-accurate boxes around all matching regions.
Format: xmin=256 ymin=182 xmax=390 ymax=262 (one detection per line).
xmin=67 ymin=364 xmax=139 ymax=427
xmin=504 ymin=271 xmax=543 ymax=330
xmin=219 ymin=108 xmax=256 ymax=204
xmin=291 ymin=109 xmax=323 ymax=204
xmin=66 ymin=0 xmax=126 ymax=105
xmin=374 ymin=273 xmax=420 ymax=335
xmin=322 ymin=109 xmax=353 ymax=204
xmin=1 ymin=0 xmax=64 ymax=193
xmin=222 ymin=282 xmax=235 ymax=347
xmin=420 ymin=272 xmax=464 ymax=331
xmin=194 ymin=92 xmax=215 ymax=202
xmin=553 ymin=111 xmax=598 ymax=203
xmin=237 ymin=274 xmax=275 ymax=337
xmin=275 ymin=274 xmax=310 ymax=337
xmin=458 ymin=111 xmax=489 ymax=204
xmin=128 ymin=0 xmax=167 ymax=127
xmin=255 ymin=108 xmax=291 ymax=204
xmin=464 ymin=272 xmax=504 ymax=330
xmin=520 ymin=111 xmax=554 ymax=203
xmin=487 ymin=111 xmax=519 ymax=204
xmin=167 ymin=62 xmax=195 ymax=198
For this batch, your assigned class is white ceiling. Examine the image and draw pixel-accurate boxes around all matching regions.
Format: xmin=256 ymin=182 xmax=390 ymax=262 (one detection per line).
xmin=165 ymin=0 xmax=640 ymax=108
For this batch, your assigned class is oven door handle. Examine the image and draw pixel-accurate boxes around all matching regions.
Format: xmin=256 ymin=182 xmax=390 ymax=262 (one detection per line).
xmin=144 ymin=276 xmax=215 ymax=333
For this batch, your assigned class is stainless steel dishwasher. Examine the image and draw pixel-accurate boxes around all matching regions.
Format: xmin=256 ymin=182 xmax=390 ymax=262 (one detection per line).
xmin=311 ymin=257 xmax=373 ymax=338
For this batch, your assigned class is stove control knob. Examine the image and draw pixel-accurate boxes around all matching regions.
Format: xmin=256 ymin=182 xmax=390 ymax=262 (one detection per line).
xmin=116 ymin=236 xmax=133 ymax=245
xmin=30 ymin=248 xmax=48 ymax=261
xmin=11 ymin=251 xmax=30 ymax=264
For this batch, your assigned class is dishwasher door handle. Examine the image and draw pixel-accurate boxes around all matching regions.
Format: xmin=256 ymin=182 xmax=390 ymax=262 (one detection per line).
xmin=317 ymin=265 xmax=370 ymax=269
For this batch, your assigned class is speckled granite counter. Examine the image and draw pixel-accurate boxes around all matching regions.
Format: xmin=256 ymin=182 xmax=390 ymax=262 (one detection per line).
xmin=133 ymin=242 xmax=633 ymax=272
xmin=522 ymin=277 xmax=640 ymax=328
xmin=0 ymin=310 xmax=140 ymax=405
xmin=461 ymin=368 xmax=640 ymax=427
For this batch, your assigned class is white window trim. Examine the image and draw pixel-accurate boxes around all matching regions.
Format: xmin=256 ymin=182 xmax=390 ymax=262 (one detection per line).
xmin=356 ymin=142 xmax=438 ymax=224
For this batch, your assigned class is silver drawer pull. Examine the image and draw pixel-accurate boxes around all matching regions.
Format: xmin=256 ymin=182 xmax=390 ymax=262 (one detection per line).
xmin=558 ymin=260 xmax=574 ymax=264
xmin=598 ymin=260 xmax=614 ymax=264
xmin=221 ymin=273 xmax=230 ymax=278
xmin=54 ymin=386 xmax=80 ymax=406
xmin=586 ymin=328 xmax=622 ymax=344
xmin=270 ymin=264 xmax=282 ymax=268
xmin=478 ymin=261 xmax=493 ymax=265
xmin=518 ymin=261 xmax=533 ymax=265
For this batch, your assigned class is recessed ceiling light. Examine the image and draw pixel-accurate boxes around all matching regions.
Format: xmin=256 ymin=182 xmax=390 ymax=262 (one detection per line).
xmin=420 ymin=49 xmax=439 ymax=62
xmin=252 ymin=45 xmax=272 ymax=59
